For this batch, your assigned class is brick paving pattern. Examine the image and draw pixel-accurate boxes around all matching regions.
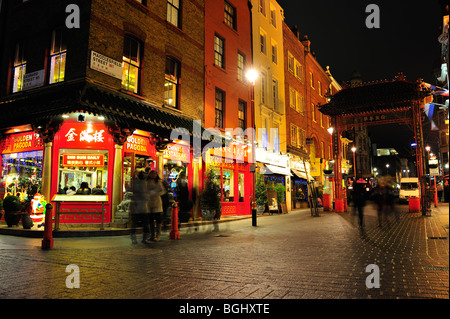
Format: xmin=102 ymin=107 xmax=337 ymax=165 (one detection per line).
xmin=0 ymin=204 xmax=448 ymax=300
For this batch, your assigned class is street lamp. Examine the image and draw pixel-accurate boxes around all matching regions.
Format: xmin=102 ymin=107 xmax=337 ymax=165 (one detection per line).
xmin=246 ymin=69 xmax=258 ymax=226
xmin=351 ymin=146 xmax=357 ymax=179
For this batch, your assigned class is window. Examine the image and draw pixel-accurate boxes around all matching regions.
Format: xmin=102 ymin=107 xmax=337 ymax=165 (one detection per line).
xmin=296 ymin=91 xmax=304 ymax=114
xmin=214 ymin=35 xmax=225 ymax=68
xmin=122 ymin=36 xmax=141 ymax=94
xmin=310 ymin=71 xmax=314 ymax=88
xmin=223 ymin=169 xmax=234 ymax=202
xmin=295 ymin=61 xmax=303 ymax=81
xmin=238 ymin=100 xmax=246 ymax=130
xmin=289 ymin=87 xmax=296 ymax=110
xmin=238 ymin=172 xmax=244 ymax=202
xmin=237 ymin=52 xmax=245 ymax=81
xmin=300 ymin=129 xmax=306 ymax=148
xmin=272 ymin=78 xmax=278 ymax=110
xmin=260 ymin=30 xmax=266 ymax=55
xmin=312 ymin=103 xmax=316 ymax=122
xmin=167 ymin=0 xmax=181 ymax=28
xmin=288 ymin=52 xmax=294 ymax=73
xmin=318 ymin=80 xmax=322 ymax=96
xmin=258 ymin=0 xmax=265 ymax=16
xmin=165 ymin=57 xmax=180 ymax=108
xmin=215 ymin=88 xmax=224 ymax=128
xmin=49 ymin=28 xmax=67 ymax=84
xmin=262 ymin=117 xmax=269 ymax=149
xmin=271 ymin=42 xmax=277 ymax=64
xmin=224 ymin=1 xmax=236 ymax=29
xmin=273 ymin=122 xmax=279 ymax=152
xmin=290 ymin=124 xmax=298 ymax=147
xmin=260 ymin=72 xmax=266 ymax=105
xmin=58 ymin=149 xmax=109 ymax=196
xmin=270 ymin=7 xmax=276 ymax=27
xmin=12 ymin=42 xmax=26 ymax=93
xmin=320 ymin=112 xmax=324 ymax=127
xmin=321 ymin=141 xmax=325 ymax=159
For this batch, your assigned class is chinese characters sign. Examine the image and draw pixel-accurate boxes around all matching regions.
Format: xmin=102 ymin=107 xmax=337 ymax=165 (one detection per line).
xmin=62 ymin=154 xmax=105 ymax=167
xmin=59 ymin=123 xmax=109 ymax=149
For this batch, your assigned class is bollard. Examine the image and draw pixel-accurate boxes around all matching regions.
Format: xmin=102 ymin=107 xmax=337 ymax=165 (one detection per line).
xmin=251 ymin=200 xmax=257 ymax=227
xmin=170 ymin=202 xmax=180 ymax=239
xmin=409 ymin=196 xmax=420 ymax=213
xmin=41 ymin=203 xmax=54 ymax=249
xmin=335 ymin=198 xmax=344 ymax=213
xmin=323 ymin=193 xmax=331 ymax=211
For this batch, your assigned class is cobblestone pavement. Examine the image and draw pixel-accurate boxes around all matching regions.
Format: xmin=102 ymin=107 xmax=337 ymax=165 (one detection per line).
xmin=0 ymin=203 xmax=448 ymax=302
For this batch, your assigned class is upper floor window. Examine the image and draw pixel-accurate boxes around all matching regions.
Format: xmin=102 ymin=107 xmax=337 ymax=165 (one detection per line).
xmin=214 ymin=35 xmax=225 ymax=68
xmin=237 ymin=52 xmax=245 ymax=81
xmin=122 ymin=36 xmax=141 ymax=94
xmin=270 ymin=6 xmax=276 ymax=27
xmin=271 ymin=42 xmax=277 ymax=64
xmin=238 ymin=100 xmax=246 ymax=130
xmin=167 ymin=0 xmax=181 ymax=28
xmin=215 ymin=88 xmax=225 ymax=128
xmin=258 ymin=0 xmax=265 ymax=16
xmin=310 ymin=71 xmax=314 ymax=88
xmin=287 ymin=52 xmax=294 ymax=73
xmin=165 ymin=57 xmax=180 ymax=108
xmin=224 ymin=1 xmax=236 ymax=30
xmin=259 ymin=31 xmax=266 ymax=55
xmin=12 ymin=41 xmax=26 ymax=93
xmin=49 ymin=28 xmax=67 ymax=84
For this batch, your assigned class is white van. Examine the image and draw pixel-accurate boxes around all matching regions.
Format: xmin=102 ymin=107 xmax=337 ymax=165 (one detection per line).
xmin=399 ymin=178 xmax=420 ymax=202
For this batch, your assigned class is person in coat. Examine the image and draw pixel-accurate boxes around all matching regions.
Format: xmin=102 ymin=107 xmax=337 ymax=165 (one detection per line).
xmin=130 ymin=170 xmax=150 ymax=244
xmin=147 ymin=170 xmax=166 ymax=241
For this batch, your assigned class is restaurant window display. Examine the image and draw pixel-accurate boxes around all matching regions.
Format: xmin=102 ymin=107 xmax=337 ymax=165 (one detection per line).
xmin=162 ymin=142 xmax=190 ymax=197
xmin=57 ymin=149 xmax=108 ymax=194
xmin=0 ymin=130 xmax=44 ymax=199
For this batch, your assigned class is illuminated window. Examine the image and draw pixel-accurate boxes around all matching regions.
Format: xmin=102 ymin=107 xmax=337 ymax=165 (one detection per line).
xmin=167 ymin=0 xmax=180 ymax=28
xmin=238 ymin=100 xmax=246 ymax=130
xmin=237 ymin=52 xmax=245 ymax=81
xmin=260 ymin=31 xmax=266 ymax=55
xmin=165 ymin=57 xmax=180 ymax=108
xmin=214 ymin=35 xmax=225 ymax=68
xmin=12 ymin=42 xmax=26 ymax=93
xmin=312 ymin=103 xmax=316 ymax=122
xmin=223 ymin=169 xmax=234 ymax=202
xmin=270 ymin=7 xmax=276 ymax=27
xmin=49 ymin=28 xmax=67 ymax=84
xmin=121 ymin=36 xmax=141 ymax=94
xmin=224 ymin=1 xmax=236 ymax=29
xmin=290 ymin=124 xmax=298 ymax=147
xmin=271 ymin=42 xmax=277 ymax=64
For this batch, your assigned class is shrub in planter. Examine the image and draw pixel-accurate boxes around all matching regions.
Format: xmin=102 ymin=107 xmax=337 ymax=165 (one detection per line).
xmin=255 ymin=174 xmax=268 ymax=213
xmin=200 ymin=167 xmax=221 ymax=220
xmin=2 ymin=195 xmax=22 ymax=227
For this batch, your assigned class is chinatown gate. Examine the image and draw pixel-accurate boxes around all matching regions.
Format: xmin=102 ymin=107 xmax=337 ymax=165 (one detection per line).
xmin=319 ymin=73 xmax=433 ymax=215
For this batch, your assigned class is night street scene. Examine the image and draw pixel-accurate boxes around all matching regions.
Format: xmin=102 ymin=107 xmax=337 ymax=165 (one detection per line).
xmin=0 ymin=0 xmax=448 ymax=315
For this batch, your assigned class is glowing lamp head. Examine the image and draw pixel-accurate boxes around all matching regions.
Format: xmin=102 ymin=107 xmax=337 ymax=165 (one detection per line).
xmin=245 ymin=69 xmax=259 ymax=84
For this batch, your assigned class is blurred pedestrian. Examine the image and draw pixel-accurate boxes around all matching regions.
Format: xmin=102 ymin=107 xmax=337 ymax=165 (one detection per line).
xmin=352 ymin=181 xmax=367 ymax=232
xmin=176 ymin=171 xmax=193 ymax=223
xmin=371 ymin=185 xmax=385 ymax=227
xmin=437 ymin=182 xmax=443 ymax=202
xmin=147 ymin=170 xmax=166 ymax=241
xmin=130 ymin=170 xmax=150 ymax=244
xmin=161 ymin=178 xmax=172 ymax=231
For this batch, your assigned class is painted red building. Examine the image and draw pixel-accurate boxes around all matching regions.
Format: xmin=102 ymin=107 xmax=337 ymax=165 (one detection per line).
xmin=204 ymin=0 xmax=253 ymax=215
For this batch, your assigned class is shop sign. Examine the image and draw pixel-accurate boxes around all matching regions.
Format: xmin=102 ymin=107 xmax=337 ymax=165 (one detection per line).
xmin=60 ymin=122 xmax=108 ymax=148
xmin=62 ymin=154 xmax=105 ymax=167
xmin=125 ymin=135 xmax=155 ymax=156
xmin=163 ymin=143 xmax=190 ymax=163
xmin=90 ymin=51 xmax=122 ymax=80
xmin=1 ymin=131 xmax=43 ymax=154
xmin=255 ymin=148 xmax=288 ymax=168
xmin=212 ymin=143 xmax=249 ymax=162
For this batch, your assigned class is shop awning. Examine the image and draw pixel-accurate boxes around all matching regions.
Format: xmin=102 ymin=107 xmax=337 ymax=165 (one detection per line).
xmin=260 ymin=164 xmax=292 ymax=176
xmin=291 ymin=169 xmax=314 ymax=181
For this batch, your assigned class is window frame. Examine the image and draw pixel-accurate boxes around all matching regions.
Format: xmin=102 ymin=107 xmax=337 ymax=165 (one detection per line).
xmin=215 ymin=88 xmax=225 ymax=128
xmin=214 ymin=34 xmax=225 ymax=68
xmin=238 ymin=99 xmax=246 ymax=130
xmin=164 ymin=56 xmax=180 ymax=109
xmin=121 ymin=35 xmax=142 ymax=94
xmin=12 ymin=41 xmax=26 ymax=93
xmin=49 ymin=28 xmax=67 ymax=85
xmin=224 ymin=1 xmax=236 ymax=30
xmin=167 ymin=0 xmax=181 ymax=28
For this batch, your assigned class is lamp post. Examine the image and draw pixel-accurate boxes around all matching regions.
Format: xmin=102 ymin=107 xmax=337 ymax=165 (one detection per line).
xmin=351 ymin=146 xmax=357 ymax=179
xmin=246 ymin=69 xmax=258 ymax=226
xmin=327 ymin=127 xmax=335 ymax=203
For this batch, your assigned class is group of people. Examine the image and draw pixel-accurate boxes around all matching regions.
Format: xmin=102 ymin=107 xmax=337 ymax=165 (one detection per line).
xmin=351 ymin=182 xmax=398 ymax=232
xmin=59 ymin=183 xmax=105 ymax=195
xmin=130 ymin=168 xmax=191 ymax=244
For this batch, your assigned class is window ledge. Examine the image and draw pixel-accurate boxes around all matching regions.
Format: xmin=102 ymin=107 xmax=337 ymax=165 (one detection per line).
xmin=119 ymin=88 xmax=145 ymax=100
xmin=125 ymin=0 xmax=149 ymax=14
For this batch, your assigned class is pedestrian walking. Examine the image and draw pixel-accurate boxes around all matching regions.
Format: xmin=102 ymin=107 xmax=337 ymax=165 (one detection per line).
xmin=352 ymin=181 xmax=367 ymax=233
xmin=130 ymin=170 xmax=150 ymax=244
xmin=176 ymin=171 xmax=193 ymax=223
xmin=147 ymin=170 xmax=166 ymax=241
xmin=437 ymin=182 xmax=443 ymax=202
xmin=371 ymin=185 xmax=385 ymax=227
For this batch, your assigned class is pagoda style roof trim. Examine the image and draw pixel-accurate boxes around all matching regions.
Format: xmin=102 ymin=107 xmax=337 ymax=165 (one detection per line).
xmin=319 ymin=73 xmax=432 ymax=116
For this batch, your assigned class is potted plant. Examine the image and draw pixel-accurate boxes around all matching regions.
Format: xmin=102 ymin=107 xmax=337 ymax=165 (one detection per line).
xmin=296 ymin=188 xmax=306 ymax=208
xmin=254 ymin=174 xmax=267 ymax=214
xmin=274 ymin=183 xmax=286 ymax=213
xmin=2 ymin=195 xmax=22 ymax=227
xmin=200 ymin=167 xmax=222 ymax=221
xmin=20 ymin=200 xmax=34 ymax=229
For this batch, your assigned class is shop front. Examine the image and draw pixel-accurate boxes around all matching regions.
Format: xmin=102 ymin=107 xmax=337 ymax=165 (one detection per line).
xmin=206 ymin=142 xmax=252 ymax=216
xmin=289 ymin=157 xmax=311 ymax=209
xmin=1 ymin=129 xmax=44 ymax=200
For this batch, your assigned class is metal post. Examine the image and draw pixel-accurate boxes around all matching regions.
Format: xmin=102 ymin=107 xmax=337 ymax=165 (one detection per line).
xmin=251 ymin=197 xmax=257 ymax=226
xmin=42 ymin=203 xmax=54 ymax=249
xmin=170 ymin=202 xmax=180 ymax=239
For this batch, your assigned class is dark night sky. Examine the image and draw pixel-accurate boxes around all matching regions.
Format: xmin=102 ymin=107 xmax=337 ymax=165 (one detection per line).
xmin=281 ymin=0 xmax=444 ymax=155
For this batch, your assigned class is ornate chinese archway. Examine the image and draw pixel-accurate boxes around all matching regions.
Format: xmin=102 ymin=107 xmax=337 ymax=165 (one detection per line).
xmin=319 ymin=73 xmax=432 ymax=215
